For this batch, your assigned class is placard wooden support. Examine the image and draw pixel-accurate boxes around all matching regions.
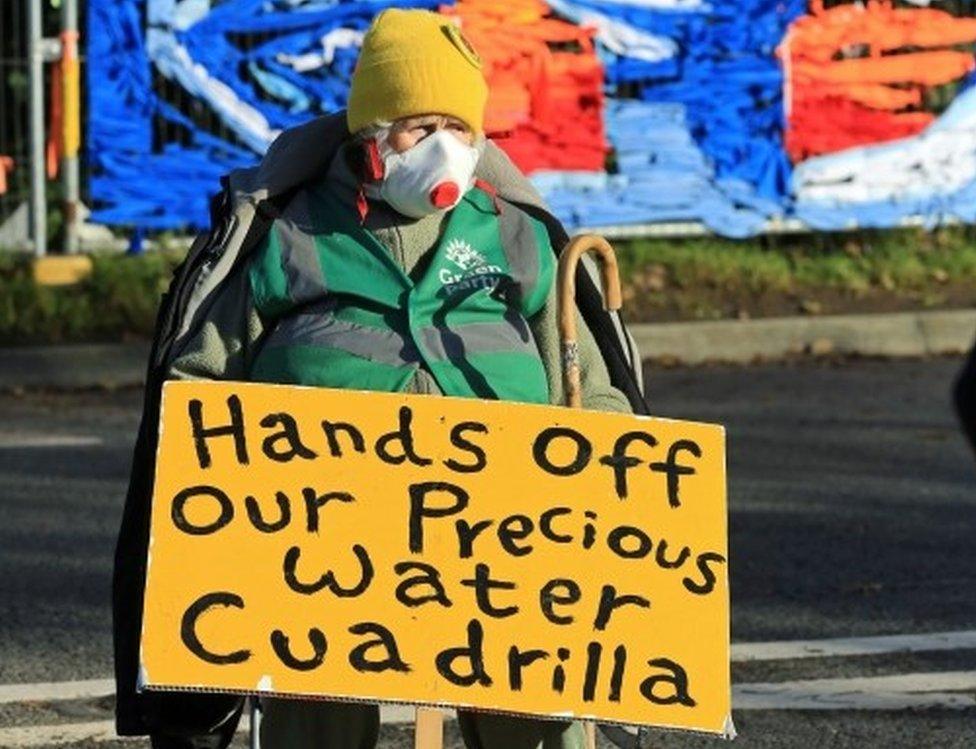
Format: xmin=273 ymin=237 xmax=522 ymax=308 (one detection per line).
xmin=415 ymin=707 xmax=444 ymax=749
xmin=585 ymin=720 xmax=597 ymax=749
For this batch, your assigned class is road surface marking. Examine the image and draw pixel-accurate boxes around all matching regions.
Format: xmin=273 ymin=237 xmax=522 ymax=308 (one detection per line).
xmin=0 ymin=706 xmax=416 ymax=747
xmin=732 ymin=629 xmax=976 ymax=662
xmin=0 ymin=434 xmax=103 ymax=448
xmin=1 ymin=674 xmax=974 ymax=747
xmin=5 ymin=629 xmax=972 ymax=705
xmin=0 ymin=678 xmax=114 ymax=705
xmin=3 ymin=633 xmax=976 ymax=745
xmin=0 ymin=720 xmax=133 ymax=749
xmin=735 ymin=670 xmax=976 ymax=711
xmin=0 ymin=721 xmax=127 ymax=748
xmin=0 ymin=714 xmax=251 ymax=749
xmin=0 ymin=673 xmax=974 ymax=747
xmin=0 ymin=678 xmax=431 ymax=724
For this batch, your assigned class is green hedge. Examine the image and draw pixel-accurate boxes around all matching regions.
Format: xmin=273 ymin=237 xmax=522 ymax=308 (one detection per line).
xmin=615 ymin=227 xmax=976 ymax=320
xmin=2 ymin=228 xmax=975 ymax=344
xmin=0 ymin=251 xmax=184 ymax=344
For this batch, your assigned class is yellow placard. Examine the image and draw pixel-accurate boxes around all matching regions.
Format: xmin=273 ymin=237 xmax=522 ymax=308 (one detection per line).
xmin=142 ymin=381 xmax=730 ymax=735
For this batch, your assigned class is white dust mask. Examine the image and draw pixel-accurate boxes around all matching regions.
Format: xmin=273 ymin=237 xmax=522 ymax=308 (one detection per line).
xmin=367 ymin=129 xmax=481 ymax=219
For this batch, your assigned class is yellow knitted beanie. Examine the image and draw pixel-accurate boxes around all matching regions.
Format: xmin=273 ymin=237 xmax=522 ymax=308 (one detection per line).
xmin=346 ymin=9 xmax=488 ymax=135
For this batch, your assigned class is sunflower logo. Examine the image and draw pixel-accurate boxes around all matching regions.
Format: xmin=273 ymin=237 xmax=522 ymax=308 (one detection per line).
xmin=445 ymin=239 xmax=487 ymax=272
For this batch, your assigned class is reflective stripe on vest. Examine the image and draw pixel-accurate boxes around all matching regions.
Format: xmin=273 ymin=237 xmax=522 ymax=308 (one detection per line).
xmin=249 ymin=185 xmax=554 ymax=403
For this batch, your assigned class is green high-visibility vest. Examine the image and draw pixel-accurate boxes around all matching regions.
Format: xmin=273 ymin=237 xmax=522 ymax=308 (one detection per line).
xmin=248 ymin=185 xmax=554 ymax=404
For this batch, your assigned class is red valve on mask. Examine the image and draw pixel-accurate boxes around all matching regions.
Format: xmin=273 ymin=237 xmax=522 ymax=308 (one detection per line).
xmin=429 ymin=181 xmax=460 ymax=208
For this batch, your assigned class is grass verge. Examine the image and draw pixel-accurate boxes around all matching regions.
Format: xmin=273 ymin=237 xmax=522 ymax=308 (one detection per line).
xmin=616 ymin=227 xmax=976 ymax=321
xmin=0 ymin=250 xmax=183 ymax=345
xmin=1 ymin=227 xmax=975 ymax=344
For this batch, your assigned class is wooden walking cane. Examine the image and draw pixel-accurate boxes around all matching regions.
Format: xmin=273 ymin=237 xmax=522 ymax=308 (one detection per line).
xmin=557 ymin=235 xmax=623 ymax=410
xmin=558 ymin=234 xmax=623 ymax=749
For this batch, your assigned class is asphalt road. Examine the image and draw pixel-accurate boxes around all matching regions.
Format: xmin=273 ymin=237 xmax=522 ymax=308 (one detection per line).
xmin=1 ymin=356 xmax=974 ymax=747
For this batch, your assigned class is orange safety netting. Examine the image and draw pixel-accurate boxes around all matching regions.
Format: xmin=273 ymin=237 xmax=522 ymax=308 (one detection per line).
xmin=444 ymin=0 xmax=608 ymax=173
xmin=46 ymin=58 xmax=64 ymax=180
xmin=0 ymin=156 xmax=13 ymax=196
xmin=781 ymin=0 xmax=976 ymax=162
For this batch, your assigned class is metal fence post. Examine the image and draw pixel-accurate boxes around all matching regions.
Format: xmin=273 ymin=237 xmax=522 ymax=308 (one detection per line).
xmin=62 ymin=0 xmax=81 ymax=254
xmin=27 ymin=0 xmax=46 ymax=257
xmin=250 ymin=698 xmax=262 ymax=749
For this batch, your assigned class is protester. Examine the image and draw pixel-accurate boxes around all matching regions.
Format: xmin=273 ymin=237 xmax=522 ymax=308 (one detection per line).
xmin=138 ymin=8 xmax=631 ymax=748
xmin=954 ymin=340 xmax=976 ymax=457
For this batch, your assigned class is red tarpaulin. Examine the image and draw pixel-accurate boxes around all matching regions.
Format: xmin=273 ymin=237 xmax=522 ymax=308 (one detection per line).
xmin=446 ymin=0 xmax=608 ymax=173
xmin=782 ymin=0 xmax=976 ymax=161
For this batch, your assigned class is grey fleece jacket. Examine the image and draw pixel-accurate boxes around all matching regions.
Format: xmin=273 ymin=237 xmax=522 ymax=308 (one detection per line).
xmin=170 ymin=139 xmax=629 ymax=413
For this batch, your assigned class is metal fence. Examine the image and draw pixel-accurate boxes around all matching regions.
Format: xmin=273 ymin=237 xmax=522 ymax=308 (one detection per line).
xmin=0 ymin=1 xmax=34 ymax=226
xmin=1 ymin=0 xmax=83 ymax=253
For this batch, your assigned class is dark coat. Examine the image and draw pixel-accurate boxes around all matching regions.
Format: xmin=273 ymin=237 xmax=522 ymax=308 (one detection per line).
xmin=954 ymin=337 xmax=976 ymax=457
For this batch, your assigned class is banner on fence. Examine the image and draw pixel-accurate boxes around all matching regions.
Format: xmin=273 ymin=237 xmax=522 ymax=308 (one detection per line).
xmin=89 ymin=1 xmax=976 ymax=237
xmin=141 ymin=381 xmax=731 ymax=734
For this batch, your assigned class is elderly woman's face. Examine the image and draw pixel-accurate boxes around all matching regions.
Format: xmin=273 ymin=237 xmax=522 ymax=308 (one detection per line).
xmin=387 ymin=113 xmax=474 ymax=153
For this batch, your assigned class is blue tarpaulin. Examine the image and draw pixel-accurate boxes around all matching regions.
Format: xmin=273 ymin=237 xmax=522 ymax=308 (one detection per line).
xmin=86 ymin=1 xmax=976 ymax=235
